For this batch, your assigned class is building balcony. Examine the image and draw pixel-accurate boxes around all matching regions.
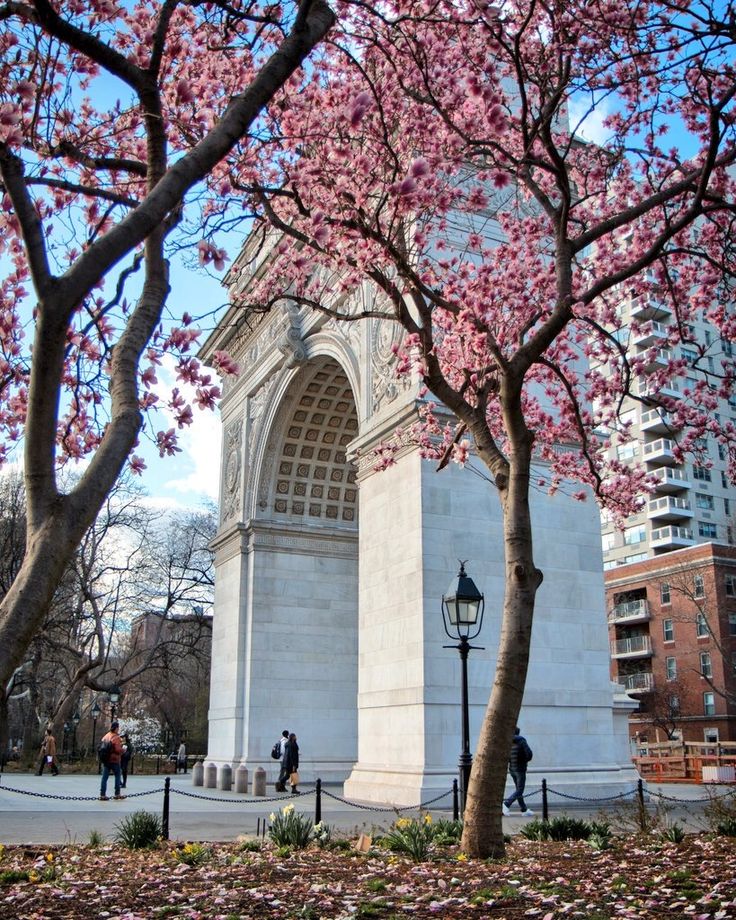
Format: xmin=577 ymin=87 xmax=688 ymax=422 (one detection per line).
xmin=640 ymin=379 xmax=682 ymax=402
xmin=611 ymin=635 xmax=653 ymax=659
xmin=651 ymin=524 xmax=696 ymax=550
xmin=643 ymin=438 xmax=678 ymax=465
xmin=647 ymin=495 xmax=693 ymax=522
xmin=650 ymin=466 xmax=690 ymax=492
xmin=630 ymin=292 xmax=671 ymax=321
xmin=608 ymin=598 xmax=651 ymax=625
xmin=632 ymin=321 xmax=669 ymax=348
xmin=623 ymin=671 xmax=655 ymax=694
xmin=640 ymin=408 xmax=680 ymax=435
xmin=640 ymin=348 xmax=673 ymax=374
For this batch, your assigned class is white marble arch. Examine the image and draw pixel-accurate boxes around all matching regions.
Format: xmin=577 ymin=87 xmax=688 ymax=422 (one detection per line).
xmin=201 ymin=293 xmax=638 ymax=804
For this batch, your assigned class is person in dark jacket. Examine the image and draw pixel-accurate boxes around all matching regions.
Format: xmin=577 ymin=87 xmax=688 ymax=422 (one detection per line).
xmin=502 ymin=727 xmax=534 ymax=816
xmin=120 ymin=733 xmax=133 ymax=788
xmin=283 ymin=732 xmax=300 ymax=794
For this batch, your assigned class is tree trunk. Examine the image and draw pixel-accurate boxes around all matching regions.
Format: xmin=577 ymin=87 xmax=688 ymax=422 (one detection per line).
xmin=461 ymin=442 xmax=542 ymax=858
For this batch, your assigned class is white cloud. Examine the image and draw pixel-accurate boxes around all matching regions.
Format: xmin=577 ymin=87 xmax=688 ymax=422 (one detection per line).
xmin=568 ymin=95 xmax=614 ymax=147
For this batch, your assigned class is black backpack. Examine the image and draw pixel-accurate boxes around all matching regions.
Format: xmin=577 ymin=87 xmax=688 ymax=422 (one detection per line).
xmin=270 ymin=740 xmax=282 ymax=760
xmin=98 ymin=738 xmax=113 ymax=765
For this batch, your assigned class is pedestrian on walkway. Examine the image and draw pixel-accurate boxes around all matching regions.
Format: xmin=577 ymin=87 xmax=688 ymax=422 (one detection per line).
xmin=284 ymin=732 xmax=300 ymax=794
xmin=120 ymin=733 xmax=133 ymax=788
xmin=176 ymin=740 xmax=187 ymax=774
xmin=275 ymin=729 xmax=290 ymax=791
xmin=37 ymin=727 xmax=60 ymax=776
xmin=502 ymin=726 xmax=534 ymax=817
xmin=98 ymin=721 xmax=126 ymax=801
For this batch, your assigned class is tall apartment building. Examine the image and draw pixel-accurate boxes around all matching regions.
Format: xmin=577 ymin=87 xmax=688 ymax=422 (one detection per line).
xmin=605 ymin=542 xmax=736 ymax=743
xmin=600 ymin=290 xmax=735 ymax=570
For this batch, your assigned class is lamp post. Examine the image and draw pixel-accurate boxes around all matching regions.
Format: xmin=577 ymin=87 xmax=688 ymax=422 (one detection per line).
xmin=71 ymin=711 xmax=80 ymax=758
xmin=108 ymin=686 xmax=121 ymax=722
xmin=91 ymin=701 xmax=101 ymax=753
xmin=62 ymin=721 xmax=70 ymax=761
xmin=442 ymin=561 xmax=485 ymax=816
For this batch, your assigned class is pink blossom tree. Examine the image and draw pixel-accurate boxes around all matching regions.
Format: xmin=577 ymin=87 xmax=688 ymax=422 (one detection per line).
xmin=230 ymin=0 xmax=736 ymax=855
xmin=0 ymin=0 xmax=335 ymax=754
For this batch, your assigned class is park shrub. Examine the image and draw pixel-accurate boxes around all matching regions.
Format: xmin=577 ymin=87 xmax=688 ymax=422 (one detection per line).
xmin=114 ymin=811 xmax=162 ymax=850
xmin=173 ymin=842 xmax=211 ymax=866
xmin=521 ymin=816 xmax=597 ymax=842
xmin=380 ymin=815 xmax=434 ymax=861
xmin=269 ymin=804 xmax=313 ymax=849
xmin=430 ymin=817 xmax=463 ymax=845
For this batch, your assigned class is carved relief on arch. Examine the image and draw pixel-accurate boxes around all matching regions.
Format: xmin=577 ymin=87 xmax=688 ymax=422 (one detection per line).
xmin=221 ymin=419 xmax=243 ymax=525
xmin=370 ymin=314 xmax=409 ymax=415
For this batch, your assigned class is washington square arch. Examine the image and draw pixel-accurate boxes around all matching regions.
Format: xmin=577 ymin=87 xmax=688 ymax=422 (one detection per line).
xmin=200 ymin=239 xmax=638 ymax=805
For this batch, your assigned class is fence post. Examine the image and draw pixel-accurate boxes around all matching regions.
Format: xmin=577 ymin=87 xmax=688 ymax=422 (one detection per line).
xmin=542 ymin=778 xmax=549 ymax=823
xmin=162 ymin=776 xmax=170 ymax=841
xmin=315 ymin=777 xmax=322 ymax=825
xmin=452 ymin=778 xmax=459 ymax=822
xmin=637 ymin=778 xmax=646 ymax=832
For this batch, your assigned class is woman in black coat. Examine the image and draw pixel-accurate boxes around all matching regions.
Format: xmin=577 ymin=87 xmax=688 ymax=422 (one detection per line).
xmin=283 ymin=732 xmax=299 ymax=793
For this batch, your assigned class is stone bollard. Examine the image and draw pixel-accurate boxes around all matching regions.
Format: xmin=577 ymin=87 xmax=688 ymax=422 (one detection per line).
xmin=234 ymin=764 xmax=249 ymax=794
xmin=218 ymin=763 xmax=233 ymax=791
xmin=192 ymin=759 xmax=204 ymax=787
xmin=252 ymin=765 xmax=266 ymax=796
xmin=204 ymin=762 xmax=218 ymax=789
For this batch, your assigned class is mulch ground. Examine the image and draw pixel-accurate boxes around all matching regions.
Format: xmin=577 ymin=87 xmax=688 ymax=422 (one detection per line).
xmin=1 ymin=834 xmax=735 ymax=919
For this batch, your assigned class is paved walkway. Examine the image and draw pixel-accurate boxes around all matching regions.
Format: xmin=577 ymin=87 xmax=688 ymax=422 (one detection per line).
xmin=0 ymin=771 xmax=731 ymax=845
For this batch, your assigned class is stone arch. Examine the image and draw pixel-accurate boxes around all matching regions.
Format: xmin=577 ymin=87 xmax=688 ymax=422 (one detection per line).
xmin=257 ymin=358 xmax=359 ymax=527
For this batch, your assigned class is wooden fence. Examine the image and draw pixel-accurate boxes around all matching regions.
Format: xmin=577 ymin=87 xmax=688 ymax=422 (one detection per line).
xmin=633 ymin=740 xmax=736 ymax=783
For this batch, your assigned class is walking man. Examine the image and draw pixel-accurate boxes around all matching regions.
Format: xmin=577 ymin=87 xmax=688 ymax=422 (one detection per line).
xmin=502 ymin=726 xmax=534 ymax=816
xmin=99 ymin=721 xmax=126 ymax=801
xmin=275 ymin=729 xmax=290 ymax=792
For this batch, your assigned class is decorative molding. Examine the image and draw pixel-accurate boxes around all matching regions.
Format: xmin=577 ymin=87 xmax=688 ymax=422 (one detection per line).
xmin=278 ymin=300 xmax=308 ymax=367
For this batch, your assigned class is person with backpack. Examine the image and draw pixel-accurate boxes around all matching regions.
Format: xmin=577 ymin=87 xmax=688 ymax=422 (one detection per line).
xmin=283 ymin=732 xmax=300 ymax=794
xmin=274 ymin=729 xmax=290 ymax=792
xmin=98 ymin=721 xmax=125 ymax=801
xmin=502 ymin=726 xmax=534 ymax=817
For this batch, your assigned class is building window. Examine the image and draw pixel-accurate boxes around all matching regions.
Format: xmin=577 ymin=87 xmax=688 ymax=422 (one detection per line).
xmin=704 ymin=692 xmax=716 ymax=716
xmin=602 ymin=532 xmax=615 ymax=552
xmin=696 ymin=492 xmax=715 ymax=511
xmin=718 ymin=444 xmax=727 ymax=461
xmin=693 ymin=466 xmax=712 ymax=482
xmin=723 ymin=471 xmax=729 ymax=489
xmin=726 ymin=498 xmax=731 ymax=516
xmin=624 ymin=524 xmax=646 ymax=546
xmin=669 ymin=695 xmax=680 ymax=714
xmin=729 ymin=613 xmax=736 ymax=637
xmin=617 ymin=442 xmax=639 ymax=461
xmin=624 ymin=553 xmax=647 ymax=564
xmin=682 ymin=347 xmax=698 ymax=365
xmin=663 ymin=618 xmax=674 ymax=642
xmin=726 ymin=574 xmax=736 ymax=598
xmin=700 ymin=652 xmax=712 ymax=679
xmin=696 ymin=613 xmax=709 ymax=637
xmin=732 ymin=651 xmax=736 ymax=675
xmin=694 ymin=574 xmax=705 ymax=598
xmin=699 ymin=522 xmax=718 ymax=538
xmin=665 ymin=657 xmax=677 ymax=680
xmin=660 ymin=583 xmax=671 ymax=605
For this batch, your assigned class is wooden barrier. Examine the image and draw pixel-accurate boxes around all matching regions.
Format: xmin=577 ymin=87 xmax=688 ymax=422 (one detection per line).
xmin=633 ymin=741 xmax=736 ymax=783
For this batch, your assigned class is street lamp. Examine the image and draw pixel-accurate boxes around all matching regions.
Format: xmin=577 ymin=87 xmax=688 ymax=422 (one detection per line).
xmin=62 ymin=721 xmax=70 ymax=759
xmin=108 ymin=686 xmax=121 ymax=722
xmin=72 ymin=711 xmax=80 ymax=758
xmin=91 ymin=700 xmax=101 ymax=751
xmin=442 ymin=561 xmax=485 ymax=816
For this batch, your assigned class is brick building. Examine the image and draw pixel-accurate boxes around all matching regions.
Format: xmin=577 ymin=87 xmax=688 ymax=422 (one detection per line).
xmin=605 ymin=542 xmax=736 ymax=744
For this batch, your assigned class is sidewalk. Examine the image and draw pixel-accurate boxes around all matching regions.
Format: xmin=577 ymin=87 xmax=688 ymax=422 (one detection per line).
xmin=0 ymin=771 xmax=730 ymax=845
